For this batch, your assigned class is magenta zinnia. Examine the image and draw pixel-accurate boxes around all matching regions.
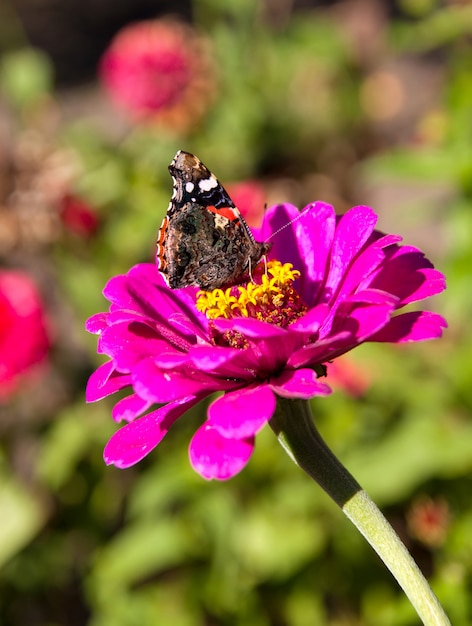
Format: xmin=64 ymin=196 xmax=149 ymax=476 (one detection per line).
xmin=0 ymin=270 xmax=50 ymax=400
xmin=86 ymin=202 xmax=446 ymax=480
xmin=99 ymin=19 xmax=215 ymax=132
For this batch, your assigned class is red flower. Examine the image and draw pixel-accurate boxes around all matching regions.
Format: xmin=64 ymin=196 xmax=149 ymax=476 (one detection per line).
xmin=100 ymin=19 xmax=216 ymax=132
xmin=59 ymin=193 xmax=100 ymax=237
xmin=407 ymin=496 xmax=451 ymax=548
xmin=0 ymin=271 xmax=50 ymax=400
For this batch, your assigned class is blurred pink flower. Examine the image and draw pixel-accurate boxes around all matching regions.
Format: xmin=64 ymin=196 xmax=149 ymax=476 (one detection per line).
xmin=225 ymin=181 xmax=266 ymax=227
xmin=86 ymin=202 xmax=446 ymax=480
xmin=100 ymin=19 xmax=216 ymax=131
xmin=326 ymin=357 xmax=371 ymax=397
xmin=0 ymin=271 xmax=50 ymax=400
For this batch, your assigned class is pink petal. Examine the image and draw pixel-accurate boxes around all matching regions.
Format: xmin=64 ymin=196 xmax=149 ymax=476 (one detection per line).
xmin=324 ymin=206 xmax=378 ymax=299
xmin=326 ymin=289 xmax=398 ymax=341
xmin=131 ymin=357 xmax=236 ymax=403
xmin=153 ymin=351 xmax=192 ymax=369
xmin=189 ymin=424 xmax=254 ymax=480
xmin=106 ymin=309 xmax=148 ymax=325
xmin=333 ymin=234 xmax=403 ymax=303
xmin=188 ymin=345 xmax=257 ymax=380
xmin=127 ymin=265 xmax=207 ymax=334
xmin=85 ymin=312 xmax=108 ymax=334
xmin=404 ymin=268 xmax=446 ymax=304
xmin=295 ymin=202 xmax=336 ymax=302
xmin=355 ymin=234 xmax=404 ymax=293
xmin=344 ymin=288 xmax=399 ymax=307
xmin=103 ymin=273 xmax=137 ymax=307
xmin=104 ymin=396 xmax=200 ymax=468
xmin=99 ymin=321 xmax=168 ymax=371
xmin=85 ymin=361 xmax=131 ymax=402
xmin=189 ymin=345 xmax=242 ymax=372
xmin=369 ymin=246 xmax=446 ymax=306
xmin=369 ymin=311 xmax=447 ymax=343
xmin=213 ymin=317 xmax=288 ymax=339
xmin=212 ymin=319 xmax=298 ymax=371
xmin=167 ymin=311 xmax=208 ymax=336
xmin=270 ymin=368 xmax=332 ymax=399
xmin=290 ymin=304 xmax=329 ymax=334
xmin=111 ymin=393 xmax=151 ymax=423
xmin=208 ymin=385 xmax=276 ymax=439
xmin=290 ymin=292 xmax=400 ymax=366
xmin=288 ymin=331 xmax=352 ymax=368
xmin=105 ymin=265 xmax=205 ymax=337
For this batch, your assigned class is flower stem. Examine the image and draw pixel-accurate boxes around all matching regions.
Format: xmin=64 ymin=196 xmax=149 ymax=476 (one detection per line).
xmin=269 ymin=397 xmax=451 ymax=626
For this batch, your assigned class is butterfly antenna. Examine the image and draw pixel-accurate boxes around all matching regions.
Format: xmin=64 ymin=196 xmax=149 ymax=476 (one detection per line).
xmin=264 ymin=205 xmax=311 ymax=243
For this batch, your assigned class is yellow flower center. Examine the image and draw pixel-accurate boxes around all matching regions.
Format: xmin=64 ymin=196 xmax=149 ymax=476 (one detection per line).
xmin=196 ymin=260 xmax=307 ymax=328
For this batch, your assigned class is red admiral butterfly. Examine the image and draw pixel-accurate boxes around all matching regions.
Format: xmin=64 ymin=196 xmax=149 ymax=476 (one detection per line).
xmin=156 ymin=151 xmax=271 ymax=291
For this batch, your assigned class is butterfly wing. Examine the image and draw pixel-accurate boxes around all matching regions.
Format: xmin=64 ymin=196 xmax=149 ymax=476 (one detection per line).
xmin=167 ymin=151 xmax=235 ymax=215
xmin=157 ymin=151 xmax=271 ymax=290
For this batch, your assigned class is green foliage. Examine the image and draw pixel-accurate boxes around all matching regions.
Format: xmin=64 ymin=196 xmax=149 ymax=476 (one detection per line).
xmin=0 ymin=464 xmax=47 ymax=568
xmin=0 ymin=48 xmax=53 ymax=109
xmin=1 ymin=2 xmax=471 ymax=625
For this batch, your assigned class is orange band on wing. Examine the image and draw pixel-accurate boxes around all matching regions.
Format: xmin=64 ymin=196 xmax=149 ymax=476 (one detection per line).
xmin=207 ymin=205 xmax=239 ymax=222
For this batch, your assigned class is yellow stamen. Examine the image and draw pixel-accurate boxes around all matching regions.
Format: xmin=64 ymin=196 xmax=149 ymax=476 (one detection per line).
xmin=196 ymin=260 xmax=307 ymax=328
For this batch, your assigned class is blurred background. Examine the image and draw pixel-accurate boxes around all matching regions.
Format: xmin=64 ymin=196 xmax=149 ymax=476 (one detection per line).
xmin=0 ymin=0 xmax=471 ymax=624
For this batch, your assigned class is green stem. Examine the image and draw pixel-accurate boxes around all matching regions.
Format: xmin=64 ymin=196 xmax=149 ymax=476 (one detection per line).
xmin=269 ymin=397 xmax=451 ymax=626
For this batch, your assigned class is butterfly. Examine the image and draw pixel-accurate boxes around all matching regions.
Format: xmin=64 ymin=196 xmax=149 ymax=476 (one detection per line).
xmin=156 ymin=150 xmax=271 ymax=291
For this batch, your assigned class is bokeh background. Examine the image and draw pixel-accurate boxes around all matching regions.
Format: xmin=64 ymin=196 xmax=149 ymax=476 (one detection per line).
xmin=0 ymin=0 xmax=471 ymax=624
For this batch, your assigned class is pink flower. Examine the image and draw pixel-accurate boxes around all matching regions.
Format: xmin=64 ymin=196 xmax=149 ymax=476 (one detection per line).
xmin=100 ymin=19 xmax=216 ymax=131
xmin=0 ymin=271 xmax=50 ymax=400
xmin=326 ymin=357 xmax=371 ymax=397
xmin=224 ymin=181 xmax=266 ymax=227
xmin=86 ymin=202 xmax=446 ymax=480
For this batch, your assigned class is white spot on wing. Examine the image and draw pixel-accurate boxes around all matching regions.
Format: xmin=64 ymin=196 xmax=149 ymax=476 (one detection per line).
xmin=185 ymin=182 xmax=194 ymax=192
xmin=199 ymin=176 xmax=218 ymax=192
